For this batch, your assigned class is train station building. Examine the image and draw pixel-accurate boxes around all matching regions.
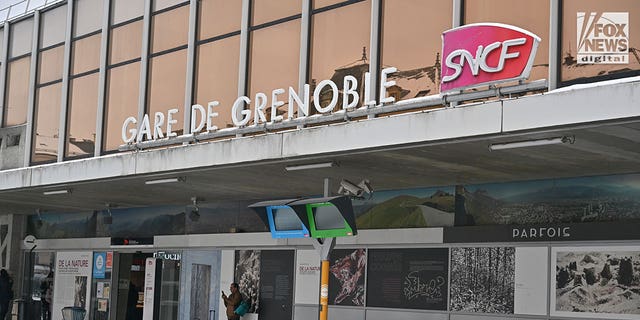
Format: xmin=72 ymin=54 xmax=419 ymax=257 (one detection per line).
xmin=0 ymin=0 xmax=638 ymax=319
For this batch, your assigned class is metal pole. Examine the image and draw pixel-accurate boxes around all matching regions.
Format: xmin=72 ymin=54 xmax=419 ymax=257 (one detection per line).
xmin=319 ymin=260 xmax=329 ymax=320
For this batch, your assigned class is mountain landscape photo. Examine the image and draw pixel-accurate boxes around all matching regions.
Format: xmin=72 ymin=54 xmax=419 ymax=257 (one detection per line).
xmin=355 ymin=189 xmax=454 ymax=228
xmin=461 ymin=175 xmax=640 ymax=225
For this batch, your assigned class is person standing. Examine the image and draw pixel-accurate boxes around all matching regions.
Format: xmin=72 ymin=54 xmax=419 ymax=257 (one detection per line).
xmin=40 ymin=272 xmax=53 ymax=320
xmin=221 ymin=283 xmax=242 ymax=320
xmin=0 ymin=269 xmax=13 ymax=320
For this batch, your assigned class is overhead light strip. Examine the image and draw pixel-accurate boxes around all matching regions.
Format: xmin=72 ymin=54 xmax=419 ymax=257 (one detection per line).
xmin=285 ymin=162 xmax=337 ymax=171
xmin=43 ymin=189 xmax=70 ymax=195
xmin=144 ymin=177 xmax=185 ymax=185
xmin=489 ymin=136 xmax=574 ymax=151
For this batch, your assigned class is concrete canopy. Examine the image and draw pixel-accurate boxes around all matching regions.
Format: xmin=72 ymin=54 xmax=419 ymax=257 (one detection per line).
xmin=1 ymin=79 xmax=639 ymax=214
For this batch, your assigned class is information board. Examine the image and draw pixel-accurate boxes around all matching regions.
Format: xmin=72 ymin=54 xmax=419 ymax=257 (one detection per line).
xmin=367 ymin=248 xmax=448 ymax=310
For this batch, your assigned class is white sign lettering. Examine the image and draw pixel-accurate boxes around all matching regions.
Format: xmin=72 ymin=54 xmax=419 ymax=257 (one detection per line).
xmin=442 ymin=38 xmax=526 ymax=83
xmin=122 ymin=68 xmax=398 ymax=144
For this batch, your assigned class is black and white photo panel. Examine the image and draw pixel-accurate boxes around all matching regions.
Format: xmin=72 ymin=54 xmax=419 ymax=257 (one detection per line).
xmin=450 ymin=247 xmax=516 ymax=314
xmin=551 ymin=246 xmax=640 ymax=319
xmin=450 ymin=315 xmax=541 ymax=320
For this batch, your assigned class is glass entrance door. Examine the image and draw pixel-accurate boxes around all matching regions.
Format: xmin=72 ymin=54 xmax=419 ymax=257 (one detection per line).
xmin=115 ymin=252 xmax=151 ymax=320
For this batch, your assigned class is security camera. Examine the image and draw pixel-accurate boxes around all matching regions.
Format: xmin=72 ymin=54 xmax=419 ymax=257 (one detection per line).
xmin=188 ymin=207 xmax=200 ymax=221
xmin=339 ymin=179 xmax=364 ymax=198
xmin=358 ymin=179 xmax=373 ymax=194
xmin=189 ymin=196 xmax=201 ymax=221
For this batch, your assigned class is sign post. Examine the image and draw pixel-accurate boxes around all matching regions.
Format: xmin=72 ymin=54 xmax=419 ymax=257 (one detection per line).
xmin=249 ymin=179 xmax=358 ymax=320
xmin=312 ymin=236 xmax=335 ymax=320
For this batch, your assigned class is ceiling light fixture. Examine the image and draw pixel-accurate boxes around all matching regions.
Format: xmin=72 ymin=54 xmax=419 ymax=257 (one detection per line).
xmin=144 ymin=177 xmax=185 ymax=185
xmin=43 ymin=189 xmax=71 ymax=195
xmin=489 ymin=136 xmax=575 ymax=151
xmin=285 ymin=161 xmax=337 ymax=171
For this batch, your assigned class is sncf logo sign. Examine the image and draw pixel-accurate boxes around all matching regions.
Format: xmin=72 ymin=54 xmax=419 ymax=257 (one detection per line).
xmin=577 ymin=12 xmax=629 ymax=64
xmin=440 ymin=23 xmax=540 ymax=93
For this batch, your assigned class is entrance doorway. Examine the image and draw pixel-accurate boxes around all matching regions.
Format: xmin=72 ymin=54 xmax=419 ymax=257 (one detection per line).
xmin=115 ymin=252 xmax=151 ymax=320
xmin=112 ymin=250 xmax=220 ymax=320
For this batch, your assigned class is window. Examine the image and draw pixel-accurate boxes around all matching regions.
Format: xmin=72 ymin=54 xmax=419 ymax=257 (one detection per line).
xmin=194 ymin=0 xmax=243 ymax=131
xmin=32 ymin=83 xmax=62 ymax=163
xmin=561 ymin=0 xmax=640 ymax=84
xmin=103 ymin=0 xmax=144 ymax=152
xmin=104 ymin=62 xmax=141 ymax=152
xmin=310 ymin=0 xmax=371 ymax=109
xmin=66 ymin=0 xmax=103 ymax=158
xmin=198 ymin=0 xmax=242 ymax=40
xmin=31 ymin=5 xmax=67 ymax=164
xmin=381 ymin=0 xmax=452 ymax=99
xmin=247 ymin=0 xmax=302 ymax=121
xmin=4 ymin=19 xmax=34 ymax=127
xmin=38 ymin=45 xmax=64 ymax=85
xmin=109 ymin=20 xmax=143 ymax=65
xmin=4 ymin=57 xmax=31 ymax=127
xmin=146 ymin=3 xmax=191 ymax=137
xmin=147 ymin=50 xmax=187 ymax=136
xmin=66 ymin=73 xmax=99 ymax=158
xmin=111 ymin=0 xmax=144 ymax=25
xmin=154 ymin=0 xmax=187 ymax=12
xmin=150 ymin=3 xmax=189 ymax=54
xmin=464 ymin=0 xmax=549 ymax=84
xmin=71 ymin=33 xmax=101 ymax=75
xmin=9 ymin=18 xmax=34 ymax=58
xmin=73 ymin=0 xmax=103 ymax=37
xmin=313 ymin=0 xmax=345 ymax=10
xmin=194 ymin=38 xmax=241 ymax=131
xmin=248 ymin=20 xmax=301 ymax=121
xmin=252 ymin=0 xmax=301 ymax=26
xmin=39 ymin=5 xmax=67 ymax=49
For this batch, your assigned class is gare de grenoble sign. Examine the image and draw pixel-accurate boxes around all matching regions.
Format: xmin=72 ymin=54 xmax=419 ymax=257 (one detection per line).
xmin=121 ymin=67 xmax=398 ymax=144
xmin=122 ymin=23 xmax=540 ymax=144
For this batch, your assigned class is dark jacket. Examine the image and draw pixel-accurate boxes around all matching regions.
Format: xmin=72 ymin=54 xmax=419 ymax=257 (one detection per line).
xmin=0 ymin=274 xmax=12 ymax=304
xmin=222 ymin=291 xmax=242 ymax=319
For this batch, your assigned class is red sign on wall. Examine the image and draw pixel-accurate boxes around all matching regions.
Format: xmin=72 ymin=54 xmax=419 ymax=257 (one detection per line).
xmin=440 ymin=23 xmax=541 ymax=93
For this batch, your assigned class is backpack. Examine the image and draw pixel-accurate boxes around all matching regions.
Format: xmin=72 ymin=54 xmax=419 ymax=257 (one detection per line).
xmin=234 ymin=299 xmax=250 ymax=316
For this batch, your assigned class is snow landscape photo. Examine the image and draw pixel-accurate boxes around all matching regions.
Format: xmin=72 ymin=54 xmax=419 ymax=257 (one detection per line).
xmin=555 ymin=248 xmax=640 ymax=318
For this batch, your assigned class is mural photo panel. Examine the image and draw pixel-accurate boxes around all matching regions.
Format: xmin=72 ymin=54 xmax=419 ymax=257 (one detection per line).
xmin=366 ymin=248 xmax=448 ymax=310
xmin=354 ymin=186 xmax=455 ymax=229
xmin=450 ymin=247 xmax=515 ymax=314
xmin=551 ymin=246 xmax=640 ymax=319
xmin=328 ymin=249 xmax=366 ymax=306
xmin=458 ymin=173 xmax=640 ymax=226
xmin=234 ymin=250 xmax=295 ymax=320
xmin=235 ymin=250 xmax=261 ymax=313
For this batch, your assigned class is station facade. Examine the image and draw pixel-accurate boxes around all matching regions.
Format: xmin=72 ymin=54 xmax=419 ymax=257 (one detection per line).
xmin=0 ymin=0 xmax=639 ymax=320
